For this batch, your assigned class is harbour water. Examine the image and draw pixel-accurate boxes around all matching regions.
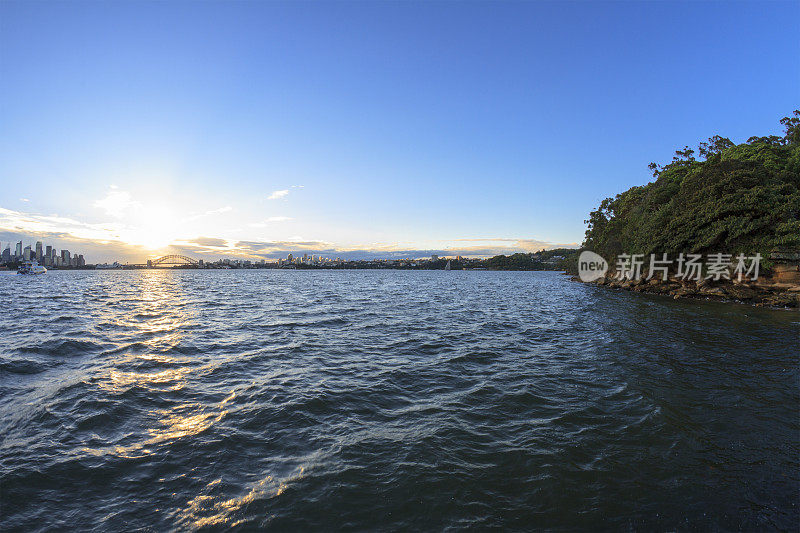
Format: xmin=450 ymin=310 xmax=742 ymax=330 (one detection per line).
xmin=1 ymin=270 xmax=798 ymax=530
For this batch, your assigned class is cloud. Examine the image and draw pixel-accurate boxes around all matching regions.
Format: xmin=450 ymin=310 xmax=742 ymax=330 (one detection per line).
xmin=205 ymin=206 xmax=232 ymax=215
xmin=0 ymin=209 xmax=153 ymax=263
xmin=0 ymin=207 xmax=125 ymax=242
xmin=0 ymin=205 xmax=578 ymax=263
xmin=19 ymin=198 xmax=29 ymax=202
xmin=183 ymin=205 xmax=233 ymax=222
xmin=451 ymin=238 xmax=577 ymax=252
xmin=267 ymin=190 xmax=289 ymax=200
xmin=248 ymin=216 xmax=292 ymax=228
xmin=93 ymin=190 xmax=139 ymax=218
xmin=184 ymin=236 xmax=230 ymax=248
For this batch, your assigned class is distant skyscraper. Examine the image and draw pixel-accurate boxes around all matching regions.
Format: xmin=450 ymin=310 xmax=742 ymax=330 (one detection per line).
xmin=62 ymin=250 xmax=71 ymax=265
xmin=1 ymin=245 xmax=10 ymax=262
xmin=15 ymin=241 xmax=22 ymax=258
xmin=23 ymin=246 xmax=32 ymax=260
xmin=35 ymin=241 xmax=43 ymax=261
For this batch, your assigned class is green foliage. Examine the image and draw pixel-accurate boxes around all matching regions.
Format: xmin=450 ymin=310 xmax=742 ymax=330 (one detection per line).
xmin=485 ymin=248 xmax=578 ymax=270
xmin=584 ymin=111 xmax=800 ymax=260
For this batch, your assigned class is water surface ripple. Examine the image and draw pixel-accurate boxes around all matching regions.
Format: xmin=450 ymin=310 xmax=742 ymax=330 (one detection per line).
xmin=1 ymin=270 xmax=798 ymax=530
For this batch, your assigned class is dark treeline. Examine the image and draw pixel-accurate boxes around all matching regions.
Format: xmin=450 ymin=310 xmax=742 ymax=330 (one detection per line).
xmin=583 ymin=111 xmax=800 ymax=265
xmin=483 ymin=248 xmax=578 ymax=271
xmin=292 ymin=249 xmax=579 ymax=271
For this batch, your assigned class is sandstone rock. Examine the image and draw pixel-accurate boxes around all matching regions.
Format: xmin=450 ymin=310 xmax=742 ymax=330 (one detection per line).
xmin=764 ymin=293 xmax=799 ymax=308
xmin=775 ymin=271 xmax=800 ymax=283
xmin=728 ymin=286 xmax=757 ymax=300
xmin=672 ymin=287 xmax=696 ymax=298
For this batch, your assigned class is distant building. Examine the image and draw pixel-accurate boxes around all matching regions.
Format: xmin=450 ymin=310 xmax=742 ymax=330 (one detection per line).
xmin=1 ymin=246 xmax=10 ymax=262
xmin=35 ymin=241 xmax=43 ymax=261
xmin=431 ymin=255 xmax=439 ymax=261
xmin=62 ymin=250 xmax=71 ymax=265
xmin=15 ymin=241 xmax=22 ymax=259
xmin=23 ymin=246 xmax=32 ymax=260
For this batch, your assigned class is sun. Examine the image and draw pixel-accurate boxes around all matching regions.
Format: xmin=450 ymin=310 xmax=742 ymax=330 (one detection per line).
xmin=122 ymin=203 xmax=182 ymax=250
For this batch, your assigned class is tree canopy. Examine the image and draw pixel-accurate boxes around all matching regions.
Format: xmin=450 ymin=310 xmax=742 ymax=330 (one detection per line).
xmin=583 ymin=111 xmax=800 ymax=261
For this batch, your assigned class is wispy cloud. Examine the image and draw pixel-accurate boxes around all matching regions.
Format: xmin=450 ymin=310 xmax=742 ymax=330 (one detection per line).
xmin=93 ymin=190 xmax=140 ymax=218
xmin=205 ymin=206 xmax=232 ymax=215
xmin=183 ymin=205 xmax=233 ymax=222
xmin=0 ymin=207 xmax=125 ymax=242
xmin=1 ymin=204 xmax=576 ymax=263
xmin=182 ymin=236 xmax=230 ymax=248
xmin=19 ymin=198 xmax=29 ymax=202
xmin=248 ymin=216 xmax=292 ymax=228
xmin=267 ymin=189 xmax=289 ymax=200
xmin=452 ymin=238 xmax=577 ymax=252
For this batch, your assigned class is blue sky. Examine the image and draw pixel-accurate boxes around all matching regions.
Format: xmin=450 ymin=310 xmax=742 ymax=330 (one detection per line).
xmin=1 ymin=1 xmax=797 ymax=261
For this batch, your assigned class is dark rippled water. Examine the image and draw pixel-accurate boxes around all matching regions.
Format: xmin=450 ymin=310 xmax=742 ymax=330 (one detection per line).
xmin=1 ymin=270 xmax=798 ymax=531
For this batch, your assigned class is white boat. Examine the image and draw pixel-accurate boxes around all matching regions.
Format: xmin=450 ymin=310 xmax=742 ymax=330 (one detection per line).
xmin=17 ymin=260 xmax=47 ymax=275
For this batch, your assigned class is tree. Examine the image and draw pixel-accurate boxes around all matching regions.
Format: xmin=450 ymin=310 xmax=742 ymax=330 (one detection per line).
xmin=780 ymin=110 xmax=800 ymax=145
xmin=582 ymin=113 xmax=800 ymax=261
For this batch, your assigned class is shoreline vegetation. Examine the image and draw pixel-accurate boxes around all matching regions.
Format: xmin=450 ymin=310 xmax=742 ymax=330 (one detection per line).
xmin=571 ymin=111 xmax=800 ymax=309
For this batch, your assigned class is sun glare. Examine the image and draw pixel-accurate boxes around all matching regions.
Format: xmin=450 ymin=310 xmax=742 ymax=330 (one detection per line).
xmin=123 ymin=203 xmax=183 ymax=250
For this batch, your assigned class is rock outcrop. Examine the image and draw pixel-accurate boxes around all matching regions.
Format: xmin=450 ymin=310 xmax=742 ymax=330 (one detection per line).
xmin=577 ymin=272 xmax=800 ymax=309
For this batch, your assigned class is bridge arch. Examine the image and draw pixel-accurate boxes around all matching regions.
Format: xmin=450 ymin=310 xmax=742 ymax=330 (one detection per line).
xmin=150 ymin=255 xmax=198 ymax=267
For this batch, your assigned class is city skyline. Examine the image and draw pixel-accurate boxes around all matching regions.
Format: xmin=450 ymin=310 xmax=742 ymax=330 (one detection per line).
xmin=1 ymin=238 xmax=85 ymax=267
xmin=0 ymin=235 xmax=561 ymax=264
xmin=1 ymin=2 xmax=798 ymax=263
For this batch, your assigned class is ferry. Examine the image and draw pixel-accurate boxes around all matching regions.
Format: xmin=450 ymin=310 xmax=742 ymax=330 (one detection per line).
xmin=17 ymin=260 xmax=47 ymax=275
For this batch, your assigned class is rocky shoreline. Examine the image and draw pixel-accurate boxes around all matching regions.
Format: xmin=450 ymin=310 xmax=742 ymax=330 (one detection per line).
xmin=575 ymin=274 xmax=800 ymax=309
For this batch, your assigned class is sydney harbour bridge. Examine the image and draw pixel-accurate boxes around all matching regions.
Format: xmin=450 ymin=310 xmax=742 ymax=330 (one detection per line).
xmin=146 ymin=255 xmax=199 ymax=268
